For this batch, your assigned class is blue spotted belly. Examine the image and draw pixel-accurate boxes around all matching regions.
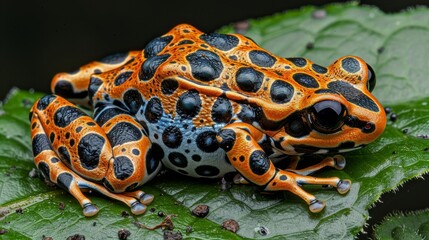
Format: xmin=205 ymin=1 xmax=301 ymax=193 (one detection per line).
xmin=135 ymin=111 xmax=235 ymax=178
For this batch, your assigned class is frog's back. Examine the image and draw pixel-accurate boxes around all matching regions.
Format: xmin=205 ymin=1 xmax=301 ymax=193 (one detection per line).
xmin=86 ymin=24 xmax=384 ymax=178
xmin=85 ymin=24 xmax=299 ymax=177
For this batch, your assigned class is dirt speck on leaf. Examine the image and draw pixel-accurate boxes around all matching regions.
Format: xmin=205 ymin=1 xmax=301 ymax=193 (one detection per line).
xmin=121 ymin=211 xmax=130 ymax=218
xmin=42 ymin=235 xmax=53 ymax=240
xmin=191 ymin=204 xmax=209 ymax=218
xmin=390 ymin=113 xmax=398 ymax=122
xmin=66 ymin=234 xmax=85 ymax=240
xmin=134 ymin=214 xmax=176 ymax=231
xmin=306 ymin=42 xmax=314 ymax=50
xmin=15 ymin=208 xmax=23 ymax=214
xmin=118 ymin=229 xmax=131 ymax=240
xmin=158 ymin=211 xmax=165 ymax=217
xmin=221 ymin=219 xmax=239 ymax=233
xmin=163 ymin=230 xmax=183 ymax=240
xmin=58 ymin=202 xmax=65 ymax=211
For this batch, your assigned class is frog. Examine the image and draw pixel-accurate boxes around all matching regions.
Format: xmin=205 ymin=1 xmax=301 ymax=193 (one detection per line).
xmin=30 ymin=24 xmax=386 ymax=217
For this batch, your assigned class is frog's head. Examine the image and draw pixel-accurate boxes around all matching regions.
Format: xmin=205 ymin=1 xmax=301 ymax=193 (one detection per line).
xmin=276 ymin=56 xmax=386 ymax=154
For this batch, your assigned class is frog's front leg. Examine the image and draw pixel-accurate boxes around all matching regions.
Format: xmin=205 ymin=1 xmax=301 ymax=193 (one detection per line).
xmin=233 ymin=150 xmax=346 ymax=184
xmin=217 ymin=122 xmax=351 ymax=213
xmin=286 ymin=155 xmax=346 ymax=176
xmin=30 ymin=95 xmax=159 ymax=216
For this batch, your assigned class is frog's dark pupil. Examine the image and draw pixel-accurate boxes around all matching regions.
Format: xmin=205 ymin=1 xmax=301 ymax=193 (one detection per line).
xmin=366 ymin=64 xmax=376 ymax=92
xmin=310 ymin=100 xmax=345 ymax=133
xmin=287 ymin=118 xmax=309 ymax=137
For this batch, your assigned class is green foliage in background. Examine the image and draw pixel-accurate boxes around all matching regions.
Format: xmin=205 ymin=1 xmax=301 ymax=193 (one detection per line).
xmin=373 ymin=210 xmax=429 ymax=240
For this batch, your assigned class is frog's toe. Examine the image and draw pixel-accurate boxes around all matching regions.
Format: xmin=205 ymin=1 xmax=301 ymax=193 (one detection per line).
xmin=131 ymin=202 xmax=147 ymax=215
xmin=309 ymin=199 xmax=325 ymax=213
xmin=233 ymin=174 xmax=249 ymax=184
xmin=83 ymin=203 xmax=99 ymax=217
xmin=139 ymin=192 xmax=154 ymax=205
xmin=337 ymin=179 xmax=351 ymax=194
xmin=333 ymin=155 xmax=346 ymax=170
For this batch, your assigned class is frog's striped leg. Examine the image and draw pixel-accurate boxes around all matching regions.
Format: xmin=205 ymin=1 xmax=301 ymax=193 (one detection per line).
xmin=93 ymin=103 xmax=162 ymax=194
xmin=233 ymin=155 xmax=345 ymax=184
xmin=217 ymin=122 xmax=351 ymax=213
xmin=286 ymin=155 xmax=346 ymax=176
xmin=30 ymin=95 xmax=156 ymax=216
xmin=51 ymin=51 xmax=140 ymax=108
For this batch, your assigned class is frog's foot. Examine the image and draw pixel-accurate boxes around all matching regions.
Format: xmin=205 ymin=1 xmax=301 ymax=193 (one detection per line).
xmin=286 ymin=155 xmax=346 ymax=176
xmin=79 ymin=179 xmax=150 ymax=215
xmin=123 ymin=190 xmax=154 ymax=205
xmin=34 ymin=151 xmax=150 ymax=216
xmin=217 ymin=122 xmax=351 ymax=213
xmin=233 ymin=174 xmax=249 ymax=185
xmin=34 ymin=154 xmax=150 ymax=216
xmin=265 ymin=171 xmax=351 ymax=212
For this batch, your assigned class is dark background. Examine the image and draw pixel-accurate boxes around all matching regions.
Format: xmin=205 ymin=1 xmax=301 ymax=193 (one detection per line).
xmin=1 ymin=0 xmax=429 ymax=238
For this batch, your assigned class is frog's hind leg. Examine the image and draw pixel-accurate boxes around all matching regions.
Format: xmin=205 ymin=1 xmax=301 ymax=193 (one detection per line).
xmin=32 ymin=147 xmax=101 ymax=216
xmin=217 ymin=122 xmax=351 ymax=213
xmin=30 ymin=94 xmax=157 ymax=216
xmin=33 ymin=150 xmax=147 ymax=216
xmin=31 ymin=107 xmax=102 ymax=216
xmin=75 ymin=178 xmax=149 ymax=215
xmin=51 ymin=51 xmax=140 ymax=108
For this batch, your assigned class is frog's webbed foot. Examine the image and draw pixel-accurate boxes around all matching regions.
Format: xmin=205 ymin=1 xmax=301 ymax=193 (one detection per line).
xmin=123 ymin=190 xmax=154 ymax=205
xmin=78 ymin=179 xmax=149 ymax=215
xmin=217 ymin=122 xmax=351 ymax=213
xmin=265 ymin=172 xmax=351 ymax=213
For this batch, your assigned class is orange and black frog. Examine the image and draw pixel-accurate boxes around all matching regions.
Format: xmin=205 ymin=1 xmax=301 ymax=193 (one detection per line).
xmin=29 ymin=24 xmax=386 ymax=216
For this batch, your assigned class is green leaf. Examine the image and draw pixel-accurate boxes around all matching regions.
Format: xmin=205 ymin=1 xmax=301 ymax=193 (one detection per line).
xmin=1 ymin=3 xmax=429 ymax=239
xmin=373 ymin=210 xmax=429 ymax=240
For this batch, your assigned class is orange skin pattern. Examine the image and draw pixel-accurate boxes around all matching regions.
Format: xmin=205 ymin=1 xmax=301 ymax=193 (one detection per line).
xmin=30 ymin=24 xmax=386 ymax=216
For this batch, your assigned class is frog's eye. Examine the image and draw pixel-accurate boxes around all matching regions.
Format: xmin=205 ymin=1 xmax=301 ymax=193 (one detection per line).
xmin=366 ymin=64 xmax=376 ymax=92
xmin=309 ymin=100 xmax=346 ymax=133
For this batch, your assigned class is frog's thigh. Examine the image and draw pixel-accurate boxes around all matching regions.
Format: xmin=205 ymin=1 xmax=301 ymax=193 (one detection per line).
xmin=30 ymin=95 xmax=150 ymax=216
xmin=31 ymin=95 xmax=113 ymax=181
xmin=94 ymin=104 xmax=162 ymax=193
xmin=217 ymin=122 xmax=351 ymax=213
